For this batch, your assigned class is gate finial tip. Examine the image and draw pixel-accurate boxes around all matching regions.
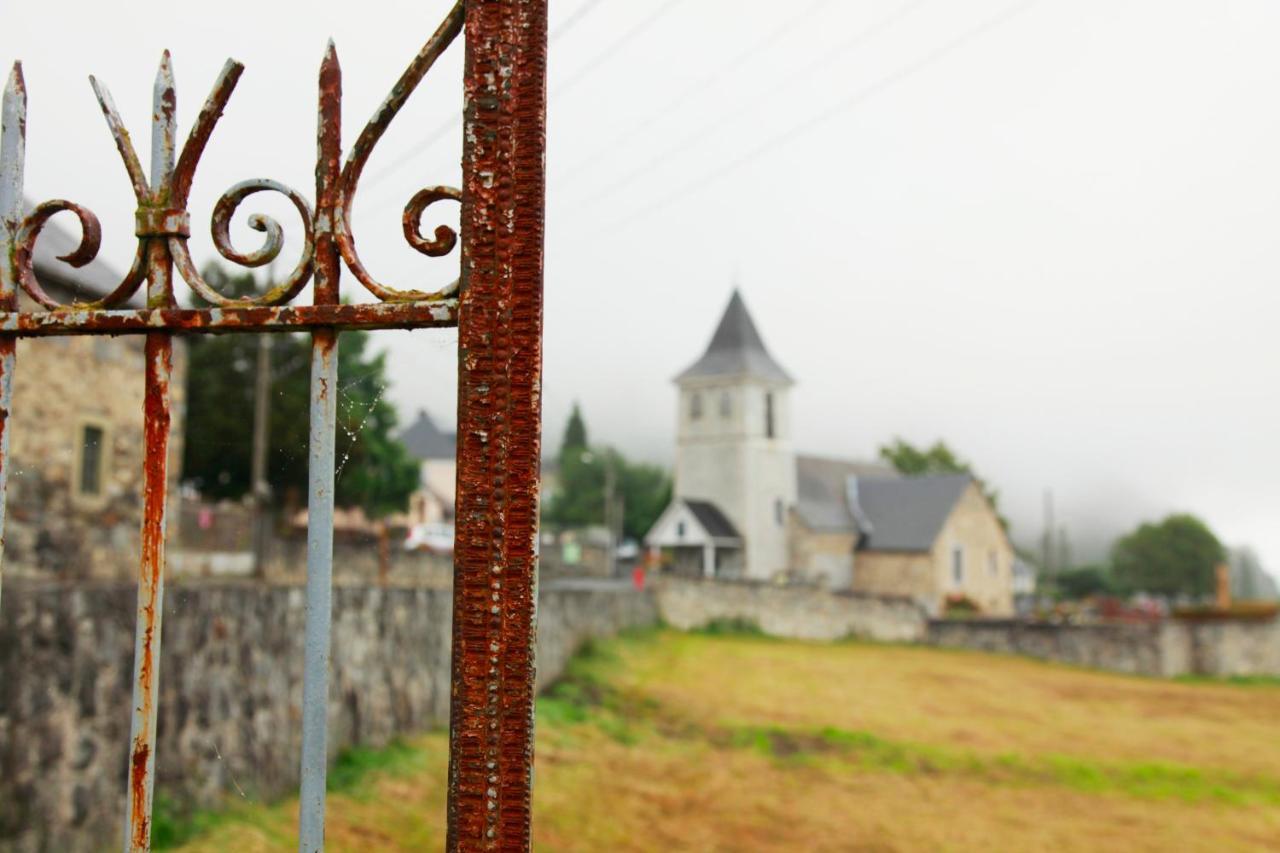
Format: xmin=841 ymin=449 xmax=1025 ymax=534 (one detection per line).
xmin=5 ymin=62 xmax=23 ymax=94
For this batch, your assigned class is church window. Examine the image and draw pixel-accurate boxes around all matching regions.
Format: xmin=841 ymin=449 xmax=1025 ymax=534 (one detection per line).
xmin=775 ymin=498 xmax=784 ymax=526
xmin=988 ymin=550 xmax=998 ymax=577
xmin=951 ymin=546 xmax=965 ymax=587
xmin=676 ymin=521 xmax=686 ymax=538
xmin=719 ymin=390 xmax=731 ymax=417
xmin=765 ymin=392 xmax=775 ymax=438
xmin=690 ymin=392 xmax=703 ymax=420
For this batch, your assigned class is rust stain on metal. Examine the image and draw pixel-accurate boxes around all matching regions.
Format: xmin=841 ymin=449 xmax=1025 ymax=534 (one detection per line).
xmin=314 ymin=41 xmax=341 ymax=308
xmin=448 ymin=1 xmax=547 ymax=850
xmin=128 ymin=741 xmax=151 ymax=843
xmin=0 ymin=301 xmax=458 ymax=336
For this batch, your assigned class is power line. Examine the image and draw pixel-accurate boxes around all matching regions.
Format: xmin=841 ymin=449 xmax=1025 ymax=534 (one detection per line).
xmin=549 ymin=0 xmax=607 ymax=43
xmin=586 ymin=0 xmax=1039 ymax=239
xmin=362 ymin=0 xmax=620 ymax=194
xmin=567 ymin=0 xmax=931 ymax=209
xmin=552 ymin=0 xmax=838 ymax=188
xmin=553 ymin=0 xmax=689 ymax=98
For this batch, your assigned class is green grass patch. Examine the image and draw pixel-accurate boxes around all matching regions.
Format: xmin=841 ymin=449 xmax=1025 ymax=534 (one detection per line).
xmin=151 ymin=738 xmax=433 ymax=850
xmin=691 ymin=617 xmax=768 ymax=638
xmin=1173 ymin=673 xmax=1280 ymax=688
xmin=327 ymin=738 xmax=428 ymax=796
xmin=711 ymin=722 xmax=1280 ymax=806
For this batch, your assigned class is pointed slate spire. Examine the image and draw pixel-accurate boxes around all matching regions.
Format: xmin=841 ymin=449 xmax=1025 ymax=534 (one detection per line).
xmin=676 ymin=289 xmax=792 ymax=385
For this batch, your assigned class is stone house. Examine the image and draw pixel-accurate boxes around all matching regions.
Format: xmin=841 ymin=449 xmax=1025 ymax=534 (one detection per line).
xmin=6 ymin=213 xmax=186 ymax=578
xmin=645 ymin=289 xmax=1013 ymax=615
xmin=794 ymin=462 xmax=1015 ymax=615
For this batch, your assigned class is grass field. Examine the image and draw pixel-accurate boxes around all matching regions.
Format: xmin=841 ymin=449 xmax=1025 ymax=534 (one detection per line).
xmin=166 ymin=627 xmax=1280 ymax=851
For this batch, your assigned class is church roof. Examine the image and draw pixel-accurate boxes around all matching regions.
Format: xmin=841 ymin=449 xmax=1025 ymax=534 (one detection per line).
xmin=683 ymin=499 xmax=740 ymax=540
xmin=857 ymin=474 xmax=973 ymax=552
xmin=676 ymin=290 xmax=792 ymax=385
xmin=794 ymin=454 xmax=899 ymax=532
xmin=795 ymin=456 xmax=977 ymax=552
xmin=400 ymin=409 xmax=456 ymax=460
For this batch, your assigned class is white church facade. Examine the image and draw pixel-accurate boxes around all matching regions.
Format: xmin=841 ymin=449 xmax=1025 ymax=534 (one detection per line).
xmin=645 ymin=291 xmax=1016 ymax=615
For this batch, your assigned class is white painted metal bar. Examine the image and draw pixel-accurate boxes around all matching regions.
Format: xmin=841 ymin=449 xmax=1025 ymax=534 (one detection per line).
xmin=0 ymin=64 xmax=24 ymax=616
xmin=297 ymin=328 xmax=338 ymax=852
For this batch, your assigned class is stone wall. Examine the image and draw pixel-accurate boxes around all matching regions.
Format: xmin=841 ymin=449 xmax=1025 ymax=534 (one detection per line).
xmin=0 ymin=578 xmax=655 ymax=853
xmin=927 ymin=616 xmax=1280 ymax=678
xmin=652 ymin=576 xmax=926 ymax=642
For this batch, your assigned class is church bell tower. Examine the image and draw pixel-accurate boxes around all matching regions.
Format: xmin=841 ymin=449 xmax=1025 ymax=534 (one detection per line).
xmin=673 ymin=290 xmax=796 ymax=580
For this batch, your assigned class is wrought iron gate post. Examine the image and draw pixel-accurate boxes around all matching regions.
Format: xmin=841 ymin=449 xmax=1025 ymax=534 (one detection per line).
xmin=449 ymin=1 xmax=548 ymax=849
xmin=0 ymin=0 xmax=547 ymax=848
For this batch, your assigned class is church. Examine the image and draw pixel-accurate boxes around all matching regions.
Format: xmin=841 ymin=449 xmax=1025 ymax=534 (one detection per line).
xmin=644 ymin=291 xmax=1015 ymax=616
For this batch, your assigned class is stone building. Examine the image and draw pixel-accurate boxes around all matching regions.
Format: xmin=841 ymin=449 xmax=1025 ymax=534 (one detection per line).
xmin=5 ymin=213 xmax=187 ymax=578
xmin=646 ymin=290 xmax=1013 ymax=615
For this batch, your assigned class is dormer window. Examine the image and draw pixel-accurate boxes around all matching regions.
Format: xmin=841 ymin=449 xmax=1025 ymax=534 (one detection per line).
xmin=719 ymin=390 xmax=731 ymax=418
xmin=765 ymin=392 xmax=775 ymax=438
xmin=690 ymin=393 xmax=703 ymax=420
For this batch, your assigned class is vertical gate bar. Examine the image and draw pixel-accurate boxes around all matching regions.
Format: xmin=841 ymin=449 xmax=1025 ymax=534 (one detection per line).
xmin=124 ymin=52 xmax=177 ymax=852
xmin=297 ymin=327 xmax=336 ymax=851
xmin=0 ymin=64 xmax=25 ymax=615
xmin=297 ymin=41 xmax=341 ymax=852
xmin=447 ymin=0 xmax=548 ymax=849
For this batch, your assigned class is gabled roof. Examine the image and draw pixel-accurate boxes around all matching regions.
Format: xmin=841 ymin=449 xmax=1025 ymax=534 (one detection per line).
xmin=857 ymin=474 xmax=973 ymax=552
xmin=400 ymin=409 xmax=456 ymax=460
xmin=794 ymin=454 xmax=898 ymax=532
xmin=683 ymin=499 xmax=740 ymax=540
xmin=676 ymin=290 xmax=792 ymax=385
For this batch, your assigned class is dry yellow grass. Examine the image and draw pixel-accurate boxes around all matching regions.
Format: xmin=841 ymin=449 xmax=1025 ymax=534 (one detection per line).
xmin=170 ymin=630 xmax=1280 ymax=852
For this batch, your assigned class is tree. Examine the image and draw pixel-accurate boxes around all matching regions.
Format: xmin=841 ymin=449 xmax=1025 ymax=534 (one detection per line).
xmin=560 ymin=403 xmax=588 ymax=460
xmin=1110 ymin=514 xmax=1224 ymax=599
xmin=878 ymin=437 xmax=1007 ymax=529
xmin=1054 ymin=564 xmax=1113 ymax=600
xmin=544 ymin=406 xmax=671 ymax=540
xmin=181 ymin=265 xmax=419 ymax=516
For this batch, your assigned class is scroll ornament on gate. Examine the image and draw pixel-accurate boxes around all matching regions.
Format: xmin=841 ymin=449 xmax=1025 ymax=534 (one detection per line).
xmin=0 ymin=1 xmax=466 ymax=313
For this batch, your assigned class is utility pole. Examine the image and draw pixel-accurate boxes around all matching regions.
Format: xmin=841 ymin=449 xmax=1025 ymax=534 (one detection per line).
xmin=249 ymin=270 xmax=274 ymax=579
xmin=603 ymin=453 xmax=616 ymax=578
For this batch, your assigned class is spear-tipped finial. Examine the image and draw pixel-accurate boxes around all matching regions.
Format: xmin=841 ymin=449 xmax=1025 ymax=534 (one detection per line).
xmin=4 ymin=62 xmax=25 ymax=103
xmin=1 ymin=62 xmax=27 ymax=214
xmin=319 ymin=38 xmax=342 ymax=89
xmin=150 ymin=50 xmax=176 ymax=192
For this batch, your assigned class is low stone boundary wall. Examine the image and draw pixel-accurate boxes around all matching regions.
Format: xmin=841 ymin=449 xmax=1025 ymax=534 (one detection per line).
xmin=927 ymin=616 xmax=1280 ymax=678
xmin=652 ymin=576 xmax=926 ymax=642
xmin=0 ymin=578 xmax=655 ymax=852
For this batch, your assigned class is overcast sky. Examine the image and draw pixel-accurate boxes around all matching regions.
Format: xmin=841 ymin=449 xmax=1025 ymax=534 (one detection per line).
xmin=4 ymin=0 xmax=1279 ymax=570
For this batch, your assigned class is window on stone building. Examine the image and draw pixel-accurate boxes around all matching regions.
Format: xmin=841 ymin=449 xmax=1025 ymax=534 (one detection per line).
xmin=951 ymin=545 xmax=964 ymax=586
xmin=690 ymin=392 xmax=703 ymax=420
xmin=988 ymin=550 xmax=998 ymax=577
xmin=775 ymin=498 xmax=784 ymax=525
xmin=719 ymin=390 xmax=731 ymax=418
xmin=78 ymin=424 xmax=106 ymax=497
xmin=765 ymin=392 xmax=775 ymax=438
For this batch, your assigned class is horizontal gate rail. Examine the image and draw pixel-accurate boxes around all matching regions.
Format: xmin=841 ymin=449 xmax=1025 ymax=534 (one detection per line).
xmin=0 ymin=301 xmax=458 ymax=336
xmin=0 ymin=1 xmax=548 ymax=850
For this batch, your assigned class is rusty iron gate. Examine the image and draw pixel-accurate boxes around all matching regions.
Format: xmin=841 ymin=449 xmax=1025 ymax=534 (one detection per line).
xmin=0 ymin=0 xmax=546 ymax=849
